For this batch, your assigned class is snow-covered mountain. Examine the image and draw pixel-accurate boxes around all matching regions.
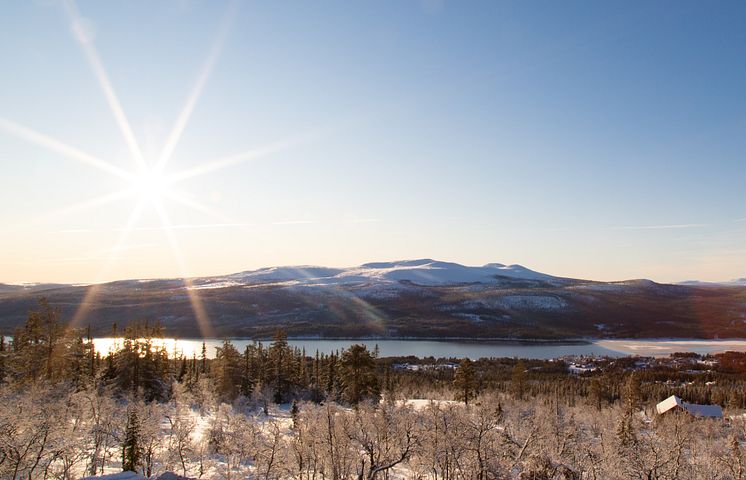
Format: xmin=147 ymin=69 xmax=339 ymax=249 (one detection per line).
xmin=1 ymin=259 xmax=744 ymax=340
xmin=678 ymin=278 xmax=746 ymax=287
xmin=221 ymin=259 xmax=558 ymax=288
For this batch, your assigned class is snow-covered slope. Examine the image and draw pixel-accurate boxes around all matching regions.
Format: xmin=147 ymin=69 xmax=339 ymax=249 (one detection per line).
xmin=220 ymin=259 xmax=557 ymax=287
xmin=228 ymin=266 xmax=345 ymax=284
xmin=679 ymin=278 xmax=746 ymax=287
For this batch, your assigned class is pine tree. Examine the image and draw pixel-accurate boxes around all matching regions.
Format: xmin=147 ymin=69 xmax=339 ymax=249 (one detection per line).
xmin=299 ymin=348 xmax=309 ymax=387
xmin=310 ymin=350 xmax=322 ymax=403
xmin=382 ymin=367 xmax=395 ymax=404
xmin=86 ymin=324 xmax=96 ymax=377
xmin=339 ymin=344 xmax=379 ymax=405
xmin=731 ymin=435 xmax=744 ymax=479
xmin=0 ymin=335 xmax=6 ymax=383
xmin=213 ymin=339 xmax=242 ymax=401
xmin=325 ymin=353 xmax=338 ymax=399
xmin=269 ymin=329 xmax=293 ymax=403
xmin=588 ymin=377 xmax=604 ymax=411
xmin=453 ymin=358 xmax=477 ymax=405
xmin=291 ymin=399 xmax=300 ymax=429
xmin=11 ymin=298 xmax=64 ymax=383
xmin=511 ymin=360 xmax=527 ymax=400
xmin=139 ymin=338 xmax=168 ymax=401
xmin=177 ymin=356 xmax=187 ymax=383
xmin=615 ymin=413 xmax=636 ymax=451
xmin=65 ymin=335 xmax=88 ymax=387
xmin=622 ymin=372 xmax=642 ymax=413
xmin=313 ymin=351 xmax=320 ymax=384
xmin=122 ymin=407 xmax=143 ymax=473
xmin=108 ymin=323 xmax=171 ymax=401
xmin=38 ymin=298 xmax=63 ymax=380
xmin=191 ymin=353 xmax=198 ymax=385
xmin=240 ymin=344 xmax=254 ymax=396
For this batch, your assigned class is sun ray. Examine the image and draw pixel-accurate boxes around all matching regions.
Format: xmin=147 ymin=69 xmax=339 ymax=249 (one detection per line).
xmin=169 ymin=134 xmax=314 ymax=184
xmin=0 ymin=117 xmax=134 ymax=181
xmin=69 ymin=200 xmax=146 ymax=329
xmin=153 ymin=199 xmax=214 ymax=338
xmin=165 ymin=190 xmax=248 ymax=228
xmin=61 ymin=0 xmax=147 ymax=172
xmin=154 ymin=1 xmax=238 ymax=173
xmin=21 ymin=188 xmax=135 ymax=230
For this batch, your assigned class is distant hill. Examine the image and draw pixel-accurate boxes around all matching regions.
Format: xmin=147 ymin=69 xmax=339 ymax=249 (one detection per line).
xmin=1 ymin=259 xmax=745 ymax=339
xmin=678 ymin=278 xmax=746 ymax=287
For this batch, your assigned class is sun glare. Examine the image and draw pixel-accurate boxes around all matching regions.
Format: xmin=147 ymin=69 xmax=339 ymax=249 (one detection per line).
xmin=0 ymin=0 xmax=304 ymax=335
xmin=132 ymin=167 xmax=172 ymax=203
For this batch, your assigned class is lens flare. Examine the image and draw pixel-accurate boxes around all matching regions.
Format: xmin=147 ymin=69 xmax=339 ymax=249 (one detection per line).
xmin=0 ymin=0 xmax=325 ymax=341
xmin=131 ymin=167 xmax=173 ymax=204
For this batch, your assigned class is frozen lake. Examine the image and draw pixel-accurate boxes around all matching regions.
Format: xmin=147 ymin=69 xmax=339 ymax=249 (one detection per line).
xmin=91 ymin=337 xmax=746 ymax=360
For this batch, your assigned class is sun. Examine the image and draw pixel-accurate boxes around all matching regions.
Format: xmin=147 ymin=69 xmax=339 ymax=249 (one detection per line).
xmin=132 ymin=167 xmax=173 ymax=204
xmin=0 ymin=0 xmax=309 ymax=337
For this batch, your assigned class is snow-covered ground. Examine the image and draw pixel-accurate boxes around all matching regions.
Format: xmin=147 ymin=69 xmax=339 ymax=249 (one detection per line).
xmin=399 ymin=398 xmax=461 ymax=410
xmin=598 ymin=339 xmax=746 ymax=356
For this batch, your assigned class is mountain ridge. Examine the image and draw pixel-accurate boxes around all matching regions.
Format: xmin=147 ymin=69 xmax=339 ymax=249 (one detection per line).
xmin=0 ymin=259 xmax=744 ymax=340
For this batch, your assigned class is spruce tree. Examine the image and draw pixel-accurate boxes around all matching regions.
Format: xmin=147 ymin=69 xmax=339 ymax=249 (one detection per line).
xmin=0 ymin=335 xmax=5 ymax=383
xmin=214 ymin=339 xmax=242 ymax=401
xmin=86 ymin=324 xmax=96 ymax=377
xmin=325 ymin=353 xmax=338 ymax=399
xmin=191 ymin=353 xmax=198 ymax=385
xmin=108 ymin=323 xmax=171 ymax=401
xmin=622 ymin=372 xmax=642 ymax=413
xmin=269 ymin=329 xmax=292 ymax=403
xmin=65 ymin=335 xmax=88 ymax=387
xmin=290 ymin=399 xmax=300 ymax=429
xmin=453 ymin=358 xmax=477 ymax=405
xmin=177 ymin=356 xmax=187 ymax=383
xmin=299 ymin=348 xmax=308 ymax=387
xmin=240 ymin=345 xmax=254 ymax=396
xmin=11 ymin=298 xmax=64 ymax=383
xmin=122 ymin=407 xmax=142 ymax=473
xmin=588 ymin=377 xmax=604 ymax=411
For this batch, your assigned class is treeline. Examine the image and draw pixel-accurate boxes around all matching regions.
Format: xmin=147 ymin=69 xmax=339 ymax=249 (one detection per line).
xmin=0 ymin=300 xmax=382 ymax=408
xmin=3 ymin=299 xmax=746 ymax=412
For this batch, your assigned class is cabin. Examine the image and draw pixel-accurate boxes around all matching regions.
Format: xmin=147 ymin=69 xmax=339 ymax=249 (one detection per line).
xmin=656 ymin=395 xmax=723 ymax=419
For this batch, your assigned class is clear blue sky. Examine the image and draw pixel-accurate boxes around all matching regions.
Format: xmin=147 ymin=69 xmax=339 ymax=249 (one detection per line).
xmin=1 ymin=0 xmax=744 ymax=284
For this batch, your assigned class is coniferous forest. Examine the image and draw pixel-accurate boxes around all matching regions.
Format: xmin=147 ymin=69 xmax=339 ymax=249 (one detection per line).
xmin=2 ymin=299 xmax=746 ymax=479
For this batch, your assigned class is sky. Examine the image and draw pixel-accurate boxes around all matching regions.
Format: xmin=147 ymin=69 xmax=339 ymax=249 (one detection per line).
xmin=1 ymin=0 xmax=745 ymax=285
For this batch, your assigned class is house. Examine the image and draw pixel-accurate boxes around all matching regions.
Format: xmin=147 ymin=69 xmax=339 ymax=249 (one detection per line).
xmin=656 ymin=395 xmax=723 ymax=419
xmin=567 ymin=362 xmax=597 ymax=375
